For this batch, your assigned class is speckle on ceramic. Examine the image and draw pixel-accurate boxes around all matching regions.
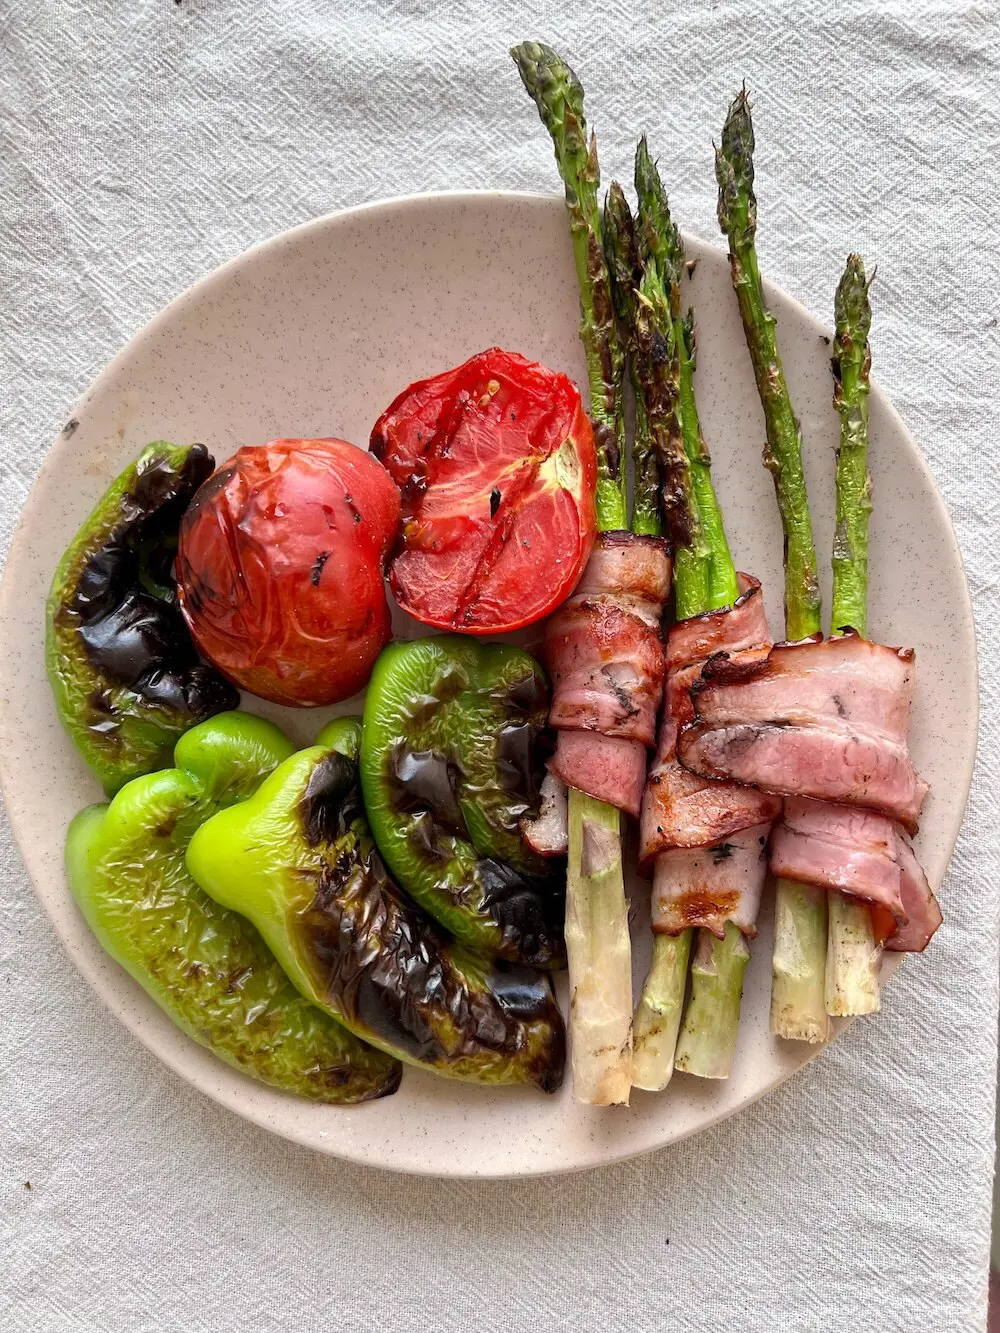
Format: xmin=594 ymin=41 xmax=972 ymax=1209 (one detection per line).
xmin=0 ymin=193 xmax=977 ymax=1178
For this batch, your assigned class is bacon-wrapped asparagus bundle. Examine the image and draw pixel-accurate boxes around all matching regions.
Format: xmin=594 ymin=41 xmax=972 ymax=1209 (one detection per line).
xmin=603 ymin=141 xmax=779 ymax=1086
xmin=636 ymin=576 xmax=783 ymax=1085
xmin=694 ymin=101 xmax=940 ymax=1030
xmin=545 ymin=534 xmax=671 ymax=821
xmin=818 ymin=258 xmax=941 ymax=992
xmin=512 ymin=43 xmax=672 ymax=1103
xmin=678 ymin=260 xmax=942 ymax=996
xmin=708 ymin=87 xmax=830 ymax=1040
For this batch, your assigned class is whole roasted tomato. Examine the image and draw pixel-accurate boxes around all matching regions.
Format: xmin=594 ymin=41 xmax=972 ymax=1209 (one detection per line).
xmin=371 ymin=348 xmax=597 ymax=633
xmin=176 ymin=438 xmax=400 ymax=706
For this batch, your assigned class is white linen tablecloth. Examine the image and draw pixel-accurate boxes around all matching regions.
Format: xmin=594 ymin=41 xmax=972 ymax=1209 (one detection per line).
xmin=3 ymin=3 xmax=997 ymax=1329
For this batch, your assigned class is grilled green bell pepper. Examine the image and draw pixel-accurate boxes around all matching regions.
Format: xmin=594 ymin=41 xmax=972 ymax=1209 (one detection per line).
xmin=48 ymin=442 xmax=239 ymax=795
xmin=360 ymin=636 xmax=565 ymax=966
xmin=65 ymin=711 xmax=400 ymax=1103
xmin=186 ymin=718 xmax=566 ymax=1091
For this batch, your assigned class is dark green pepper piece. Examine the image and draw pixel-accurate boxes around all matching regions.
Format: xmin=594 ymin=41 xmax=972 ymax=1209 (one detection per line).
xmin=65 ymin=711 xmax=400 ymax=1104
xmin=360 ymin=636 xmax=565 ymax=966
xmin=47 ymin=442 xmax=240 ymax=794
xmin=186 ymin=719 xmax=565 ymax=1091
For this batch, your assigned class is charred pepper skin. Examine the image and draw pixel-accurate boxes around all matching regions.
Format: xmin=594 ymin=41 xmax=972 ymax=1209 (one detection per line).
xmin=359 ymin=636 xmax=566 ymax=967
xmin=186 ymin=719 xmax=566 ymax=1092
xmin=65 ymin=711 xmax=401 ymax=1104
xmin=47 ymin=442 xmax=239 ymax=795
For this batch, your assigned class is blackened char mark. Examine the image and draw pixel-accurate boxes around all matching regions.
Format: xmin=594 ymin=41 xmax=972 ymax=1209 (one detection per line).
xmin=311 ymin=551 xmax=330 ymax=586
xmin=297 ymin=751 xmax=357 ymax=845
xmin=475 ymin=858 xmax=565 ymax=968
xmin=69 ymin=444 xmax=239 ymax=723
xmin=487 ymin=960 xmax=566 ymax=1093
xmin=591 ymin=421 xmax=621 ymax=480
xmin=304 ymin=852 xmax=451 ymax=1065
xmin=487 ymin=959 xmax=556 ymax=1019
xmin=301 ymin=823 xmax=554 ymax=1067
xmin=390 ymin=744 xmax=467 ymax=837
xmin=692 ymin=650 xmax=768 ymax=694
xmin=79 ymin=579 xmax=196 ymax=684
xmin=495 ymin=722 xmax=547 ymax=806
xmin=178 ymin=455 xmax=236 ymax=518
xmin=398 ymin=472 xmax=427 ymax=507
xmin=506 ymin=670 xmax=548 ymax=715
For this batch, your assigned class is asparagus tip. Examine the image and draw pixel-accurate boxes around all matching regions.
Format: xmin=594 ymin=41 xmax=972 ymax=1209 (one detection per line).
xmin=634 ymin=132 xmax=652 ymax=178
xmin=830 ymin=249 xmax=874 ymax=637
xmin=603 ymin=180 xmax=633 ymax=254
xmin=633 ymin=136 xmax=672 ymax=270
xmin=603 ymin=181 xmax=640 ymax=329
xmin=716 ymin=83 xmax=756 ymax=242
xmin=834 ymin=254 xmax=874 ymax=341
xmin=510 ymin=41 xmax=583 ymax=126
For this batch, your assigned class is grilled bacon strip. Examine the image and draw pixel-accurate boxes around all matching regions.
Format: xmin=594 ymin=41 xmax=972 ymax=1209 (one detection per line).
xmin=544 ymin=532 xmax=671 ymax=817
xmin=640 ymin=575 xmax=781 ymax=862
xmin=770 ymin=797 xmax=942 ymax=953
xmin=651 ymin=823 xmax=773 ymax=939
xmin=638 ymin=574 xmax=781 ymax=938
xmin=677 ymin=631 xmax=929 ymax=834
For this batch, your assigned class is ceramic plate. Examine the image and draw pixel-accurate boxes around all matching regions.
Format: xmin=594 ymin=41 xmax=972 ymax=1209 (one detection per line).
xmin=0 ymin=192 xmax=977 ymax=1178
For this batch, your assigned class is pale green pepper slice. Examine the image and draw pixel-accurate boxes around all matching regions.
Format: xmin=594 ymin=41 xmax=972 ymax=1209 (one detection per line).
xmin=66 ymin=711 xmax=401 ymax=1103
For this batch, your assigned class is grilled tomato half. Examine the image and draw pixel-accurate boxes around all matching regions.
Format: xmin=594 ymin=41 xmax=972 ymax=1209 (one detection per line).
xmin=371 ymin=349 xmax=596 ymax=634
xmin=176 ymin=438 xmax=400 ymax=706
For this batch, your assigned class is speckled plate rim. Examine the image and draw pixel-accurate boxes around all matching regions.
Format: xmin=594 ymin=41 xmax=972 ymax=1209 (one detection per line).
xmin=0 ymin=190 xmax=979 ymax=1178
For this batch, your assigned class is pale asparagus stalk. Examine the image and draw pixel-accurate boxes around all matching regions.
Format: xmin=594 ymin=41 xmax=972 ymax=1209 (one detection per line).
xmin=632 ymin=933 xmax=692 ymax=1091
xmin=772 ymin=881 xmax=829 ymax=1040
xmin=674 ymin=925 xmax=751 ymax=1078
xmin=826 ymin=892 xmax=880 ymax=1016
xmin=565 ymin=793 xmax=633 ymax=1103
xmin=512 ymin=41 xmax=633 ymax=1102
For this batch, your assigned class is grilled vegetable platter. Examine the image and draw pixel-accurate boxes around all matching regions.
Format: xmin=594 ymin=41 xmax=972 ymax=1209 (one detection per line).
xmin=34 ymin=43 xmax=957 ymax=1125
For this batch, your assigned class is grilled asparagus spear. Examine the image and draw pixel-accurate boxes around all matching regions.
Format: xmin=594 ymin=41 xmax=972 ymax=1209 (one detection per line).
xmin=716 ymin=88 xmax=829 ymax=1044
xmin=826 ymin=254 xmax=881 ymax=1016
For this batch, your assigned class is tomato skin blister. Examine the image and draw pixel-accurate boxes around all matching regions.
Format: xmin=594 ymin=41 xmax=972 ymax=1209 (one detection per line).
xmin=371 ymin=348 xmax=597 ymax=634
